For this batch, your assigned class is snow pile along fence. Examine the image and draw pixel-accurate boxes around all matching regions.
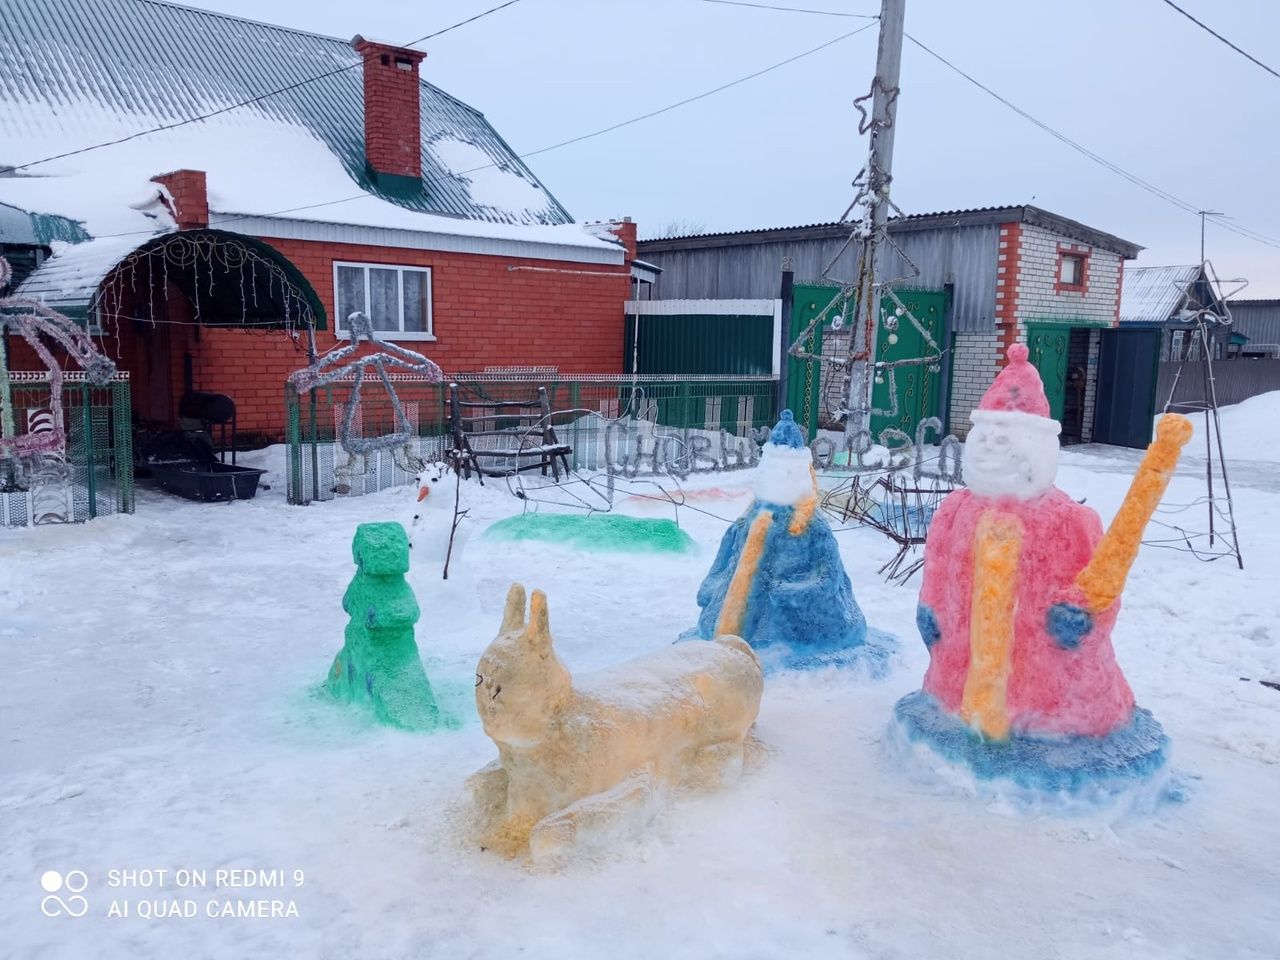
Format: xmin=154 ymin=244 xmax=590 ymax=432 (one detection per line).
xmin=284 ymin=374 xmax=777 ymax=505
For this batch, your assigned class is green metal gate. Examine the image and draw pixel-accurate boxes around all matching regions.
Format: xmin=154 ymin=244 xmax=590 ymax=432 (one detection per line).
xmin=785 ymin=284 xmax=844 ymax=438
xmin=870 ymin=289 xmax=947 ymax=437
xmin=1025 ymin=323 xmax=1071 ymax=422
xmin=786 ymin=284 xmax=945 ymax=440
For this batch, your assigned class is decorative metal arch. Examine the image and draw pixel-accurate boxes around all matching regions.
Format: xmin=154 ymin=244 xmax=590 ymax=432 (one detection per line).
xmin=90 ymin=228 xmax=327 ymax=341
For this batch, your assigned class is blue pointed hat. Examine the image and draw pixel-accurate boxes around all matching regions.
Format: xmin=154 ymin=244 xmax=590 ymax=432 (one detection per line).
xmin=768 ymin=410 xmax=807 ymax=449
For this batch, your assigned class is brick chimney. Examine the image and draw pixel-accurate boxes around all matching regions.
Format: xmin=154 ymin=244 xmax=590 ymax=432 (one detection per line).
xmin=352 ymin=35 xmax=427 ymax=186
xmin=152 ymin=169 xmax=209 ymax=230
xmin=607 ymin=218 xmax=637 ymax=262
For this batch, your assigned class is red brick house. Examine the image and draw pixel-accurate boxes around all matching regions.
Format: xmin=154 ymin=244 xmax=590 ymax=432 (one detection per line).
xmin=0 ymin=0 xmax=637 ymax=439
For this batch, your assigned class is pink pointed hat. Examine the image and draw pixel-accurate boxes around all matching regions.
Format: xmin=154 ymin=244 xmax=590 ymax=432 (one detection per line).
xmin=971 ymin=343 xmax=1060 ymax=433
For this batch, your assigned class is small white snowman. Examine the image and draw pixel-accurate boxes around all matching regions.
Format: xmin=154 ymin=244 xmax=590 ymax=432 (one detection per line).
xmin=409 ymin=460 xmax=469 ymax=577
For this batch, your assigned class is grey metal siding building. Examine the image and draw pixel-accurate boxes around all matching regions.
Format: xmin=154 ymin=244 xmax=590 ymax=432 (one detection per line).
xmin=638 ymin=206 xmax=1141 ymax=440
xmin=1228 ymin=300 xmax=1280 ymax=356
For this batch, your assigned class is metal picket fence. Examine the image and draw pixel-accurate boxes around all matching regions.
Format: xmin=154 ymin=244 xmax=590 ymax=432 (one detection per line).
xmin=285 ymin=374 xmax=777 ymax=505
xmin=1 ymin=372 xmax=134 ymax=527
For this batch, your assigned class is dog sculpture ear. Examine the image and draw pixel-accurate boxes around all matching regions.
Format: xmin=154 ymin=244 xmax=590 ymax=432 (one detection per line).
xmin=524 ymin=590 xmax=553 ymax=654
xmin=501 ymin=583 xmax=527 ymax=634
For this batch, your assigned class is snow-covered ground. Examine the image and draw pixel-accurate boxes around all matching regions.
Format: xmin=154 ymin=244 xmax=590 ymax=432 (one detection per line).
xmin=3 ymin=414 xmax=1278 ymax=959
xmin=1184 ymin=390 xmax=1280 ymax=464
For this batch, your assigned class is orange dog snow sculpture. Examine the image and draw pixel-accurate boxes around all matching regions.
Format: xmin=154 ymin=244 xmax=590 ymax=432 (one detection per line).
xmin=469 ymin=584 xmax=764 ymax=861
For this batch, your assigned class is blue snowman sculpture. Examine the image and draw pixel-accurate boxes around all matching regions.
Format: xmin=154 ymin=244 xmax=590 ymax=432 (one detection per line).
xmin=683 ymin=411 xmax=884 ymax=672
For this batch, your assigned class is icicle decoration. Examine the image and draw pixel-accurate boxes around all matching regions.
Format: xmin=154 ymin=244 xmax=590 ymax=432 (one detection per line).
xmin=88 ymin=231 xmax=317 ymax=335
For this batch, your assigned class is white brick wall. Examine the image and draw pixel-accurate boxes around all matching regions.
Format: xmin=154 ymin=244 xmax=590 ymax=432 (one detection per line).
xmin=1014 ymin=223 xmax=1121 ymax=326
xmin=1082 ymin=328 xmax=1100 ymax=443
xmin=948 ymin=331 xmax=999 ymax=437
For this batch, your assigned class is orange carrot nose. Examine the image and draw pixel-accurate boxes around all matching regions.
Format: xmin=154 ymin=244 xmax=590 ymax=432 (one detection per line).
xmin=417 ymin=486 xmax=430 ymax=501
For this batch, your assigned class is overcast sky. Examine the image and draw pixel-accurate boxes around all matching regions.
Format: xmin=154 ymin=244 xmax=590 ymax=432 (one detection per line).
xmin=197 ymin=0 xmax=1280 ymax=295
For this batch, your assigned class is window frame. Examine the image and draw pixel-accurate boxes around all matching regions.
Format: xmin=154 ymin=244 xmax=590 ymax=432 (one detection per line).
xmin=1053 ymin=245 xmax=1091 ymax=294
xmin=332 ymin=260 xmax=435 ymax=341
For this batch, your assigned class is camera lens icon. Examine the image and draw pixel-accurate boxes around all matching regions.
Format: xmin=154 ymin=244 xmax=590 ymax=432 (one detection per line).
xmin=40 ymin=870 xmax=89 ymax=918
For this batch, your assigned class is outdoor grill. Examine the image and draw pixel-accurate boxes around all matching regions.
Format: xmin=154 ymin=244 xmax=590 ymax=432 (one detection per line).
xmin=179 ymin=391 xmax=238 ymax=465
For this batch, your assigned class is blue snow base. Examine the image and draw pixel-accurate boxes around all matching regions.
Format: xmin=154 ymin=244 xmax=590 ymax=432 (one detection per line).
xmin=749 ymin=626 xmax=897 ymax=677
xmin=891 ymin=690 xmax=1184 ymax=813
xmin=686 ymin=499 xmax=870 ymax=670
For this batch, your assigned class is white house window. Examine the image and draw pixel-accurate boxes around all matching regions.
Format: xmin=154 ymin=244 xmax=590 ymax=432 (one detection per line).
xmin=333 ymin=261 xmax=433 ymax=339
xmin=1059 ymin=254 xmax=1085 ymax=286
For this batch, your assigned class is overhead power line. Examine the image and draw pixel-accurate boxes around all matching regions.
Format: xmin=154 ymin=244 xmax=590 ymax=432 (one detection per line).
xmin=1157 ymin=0 xmax=1280 ymax=82
xmin=7 ymin=0 xmax=524 ymax=173
xmin=703 ymin=0 xmax=1280 ymax=252
xmin=903 ymin=32 xmax=1280 ymax=251
xmin=97 ymin=21 xmax=878 ymax=239
xmin=701 ymin=0 xmax=876 ymax=18
xmin=512 ymin=21 xmax=877 ymax=164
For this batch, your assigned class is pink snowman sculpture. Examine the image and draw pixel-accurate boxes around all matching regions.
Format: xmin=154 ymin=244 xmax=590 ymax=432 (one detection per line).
xmin=894 ymin=343 xmax=1193 ymax=798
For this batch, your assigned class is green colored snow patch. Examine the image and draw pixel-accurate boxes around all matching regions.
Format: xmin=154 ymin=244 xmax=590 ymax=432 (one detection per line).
xmin=484 ymin=513 xmax=697 ymax=554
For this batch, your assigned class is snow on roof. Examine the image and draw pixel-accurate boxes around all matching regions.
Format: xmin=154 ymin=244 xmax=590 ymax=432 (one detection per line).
xmin=1119 ymin=265 xmax=1202 ymax=325
xmin=0 ymin=0 xmax=588 ymax=242
xmin=0 ymin=112 xmax=613 ymax=253
xmin=426 ymin=137 xmax=553 ymax=219
xmin=12 ymin=237 xmax=151 ymax=309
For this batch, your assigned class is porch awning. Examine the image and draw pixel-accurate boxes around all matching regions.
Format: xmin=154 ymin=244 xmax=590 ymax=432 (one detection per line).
xmin=12 ymin=229 xmax=326 ymax=330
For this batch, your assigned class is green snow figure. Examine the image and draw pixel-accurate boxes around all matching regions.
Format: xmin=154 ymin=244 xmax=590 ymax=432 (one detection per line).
xmin=326 ymin=522 xmax=439 ymax=730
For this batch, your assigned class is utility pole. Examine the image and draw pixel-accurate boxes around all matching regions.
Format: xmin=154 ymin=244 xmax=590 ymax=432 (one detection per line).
xmin=868 ymin=0 xmax=905 ymax=233
xmin=778 ymin=258 xmax=794 ymax=416
xmin=845 ymin=0 xmax=906 ymax=445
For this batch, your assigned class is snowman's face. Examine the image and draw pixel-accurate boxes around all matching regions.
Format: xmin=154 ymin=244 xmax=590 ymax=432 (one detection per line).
xmin=414 ymin=462 xmax=449 ymax=504
xmin=963 ymin=414 xmax=1059 ymax=500
xmin=753 ymin=444 xmax=817 ymax=506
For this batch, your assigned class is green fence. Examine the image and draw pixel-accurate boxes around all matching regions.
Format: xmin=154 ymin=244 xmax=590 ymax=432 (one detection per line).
xmin=1 ymin=372 xmax=134 ymax=526
xmin=624 ymin=313 xmax=774 ymax=376
xmin=286 ymin=374 xmax=777 ymax=505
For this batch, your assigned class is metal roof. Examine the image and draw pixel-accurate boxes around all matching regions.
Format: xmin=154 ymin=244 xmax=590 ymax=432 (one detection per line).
xmin=638 ymin=205 xmax=1143 ymax=258
xmin=0 ymin=0 xmax=572 ymax=227
xmin=0 ymin=202 xmax=37 ymax=245
xmin=0 ymin=201 xmax=91 ymax=246
xmin=13 ymin=235 xmax=153 ymax=308
xmin=1119 ymin=265 xmax=1202 ymax=325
